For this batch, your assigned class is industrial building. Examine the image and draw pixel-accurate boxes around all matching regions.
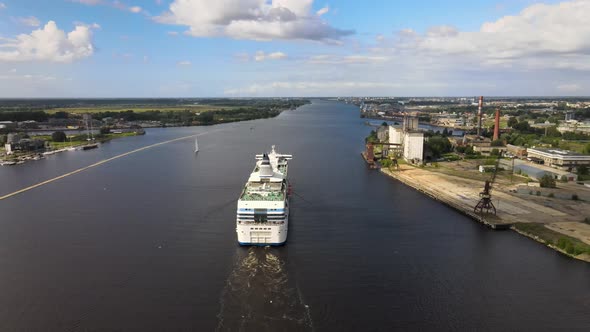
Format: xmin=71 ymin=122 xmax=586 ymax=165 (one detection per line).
xmin=0 ymin=121 xmax=16 ymax=130
xmin=526 ymin=148 xmax=590 ymax=172
xmin=514 ymin=164 xmax=577 ymax=182
xmin=506 ymin=144 xmax=527 ymax=158
xmin=388 ymin=116 xmax=424 ymax=163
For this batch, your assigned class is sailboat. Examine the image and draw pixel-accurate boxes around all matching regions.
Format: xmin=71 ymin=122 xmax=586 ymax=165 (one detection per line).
xmin=82 ymin=114 xmax=99 ymax=150
xmin=195 ymin=138 xmax=199 ymax=153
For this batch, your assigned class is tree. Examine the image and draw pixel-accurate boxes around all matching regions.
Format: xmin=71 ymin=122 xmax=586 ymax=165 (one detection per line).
xmin=100 ymin=127 xmax=110 ymax=135
xmin=490 ymin=148 xmax=500 ymax=157
xmin=578 ymin=165 xmax=588 ymax=176
xmin=51 ymin=131 xmax=67 ymax=142
xmin=197 ymin=112 xmax=214 ymax=125
xmin=507 ymin=117 xmax=518 ymax=128
xmin=491 ymin=139 xmax=504 ymax=147
xmin=513 ymin=121 xmax=531 ymax=133
xmin=382 ymin=121 xmax=388 ymax=127
xmin=539 ymin=174 xmax=556 ymax=188
xmin=585 ymin=143 xmax=590 ymax=154
xmin=425 ymin=136 xmax=452 ymax=158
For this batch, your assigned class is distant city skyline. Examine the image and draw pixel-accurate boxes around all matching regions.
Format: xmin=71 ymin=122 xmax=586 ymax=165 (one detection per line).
xmin=0 ymin=0 xmax=588 ymax=97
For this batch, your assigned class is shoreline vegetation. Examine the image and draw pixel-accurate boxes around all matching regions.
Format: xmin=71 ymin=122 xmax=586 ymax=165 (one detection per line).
xmin=1 ymin=98 xmax=310 ymax=164
xmin=0 ymin=98 xmax=310 ymax=127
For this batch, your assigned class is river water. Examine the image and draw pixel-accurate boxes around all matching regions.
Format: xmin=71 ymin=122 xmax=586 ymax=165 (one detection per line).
xmin=0 ymin=100 xmax=589 ymax=331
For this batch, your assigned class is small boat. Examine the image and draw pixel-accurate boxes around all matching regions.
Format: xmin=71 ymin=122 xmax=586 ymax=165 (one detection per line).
xmin=195 ymin=138 xmax=199 ymax=153
xmin=82 ymin=143 xmax=99 ymax=151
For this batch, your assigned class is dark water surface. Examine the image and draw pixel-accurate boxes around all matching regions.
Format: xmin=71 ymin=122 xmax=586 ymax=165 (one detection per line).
xmin=1 ymin=100 xmax=589 ymax=331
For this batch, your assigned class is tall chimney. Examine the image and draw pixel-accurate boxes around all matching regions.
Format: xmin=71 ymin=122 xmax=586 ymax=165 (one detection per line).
xmin=493 ymin=109 xmax=500 ymax=141
xmin=477 ymin=96 xmax=483 ymax=137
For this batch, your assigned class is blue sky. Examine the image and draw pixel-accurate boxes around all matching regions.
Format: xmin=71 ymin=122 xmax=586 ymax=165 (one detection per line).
xmin=0 ymin=0 xmax=587 ymax=97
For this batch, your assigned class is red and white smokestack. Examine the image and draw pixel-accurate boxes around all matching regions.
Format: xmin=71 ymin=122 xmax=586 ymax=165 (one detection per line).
xmin=493 ymin=109 xmax=500 ymax=141
xmin=477 ymin=96 xmax=483 ymax=137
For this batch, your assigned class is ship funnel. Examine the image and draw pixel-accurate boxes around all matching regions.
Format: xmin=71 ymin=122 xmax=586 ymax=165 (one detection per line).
xmin=259 ymin=153 xmax=274 ymax=177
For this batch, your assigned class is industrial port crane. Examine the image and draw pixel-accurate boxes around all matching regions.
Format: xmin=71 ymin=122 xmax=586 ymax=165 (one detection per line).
xmin=473 ymin=152 xmax=503 ymax=215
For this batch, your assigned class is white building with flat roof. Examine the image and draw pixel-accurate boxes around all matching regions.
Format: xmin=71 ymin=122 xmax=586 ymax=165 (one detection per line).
xmin=388 ymin=122 xmax=424 ymax=163
xmin=527 ymin=148 xmax=590 ymax=172
xmin=388 ymin=126 xmax=403 ymax=145
xmin=403 ymin=131 xmax=424 ymax=163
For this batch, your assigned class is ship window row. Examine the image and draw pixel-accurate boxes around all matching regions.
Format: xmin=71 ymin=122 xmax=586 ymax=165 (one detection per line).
xmin=238 ymin=220 xmax=285 ymax=225
xmin=251 ymin=227 xmax=272 ymax=230
xmin=239 ymin=208 xmax=283 ymax=212
xmin=237 ymin=214 xmax=285 ymax=218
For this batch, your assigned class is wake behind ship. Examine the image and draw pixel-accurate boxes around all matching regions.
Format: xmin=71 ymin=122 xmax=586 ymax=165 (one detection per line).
xmin=236 ymin=146 xmax=292 ymax=246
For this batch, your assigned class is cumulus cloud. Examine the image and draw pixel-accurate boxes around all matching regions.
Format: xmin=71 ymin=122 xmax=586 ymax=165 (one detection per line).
xmin=254 ymin=51 xmax=287 ymax=61
xmin=0 ymin=3 xmax=6 ymax=9
xmin=155 ymin=0 xmax=353 ymax=42
xmin=0 ymin=21 xmax=96 ymax=63
xmin=177 ymin=60 xmax=191 ymax=66
xmin=14 ymin=16 xmax=41 ymax=27
xmin=385 ymin=0 xmax=590 ymax=65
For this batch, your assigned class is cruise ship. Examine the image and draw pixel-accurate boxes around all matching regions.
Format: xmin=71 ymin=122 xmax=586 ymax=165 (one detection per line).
xmin=236 ymin=146 xmax=292 ymax=246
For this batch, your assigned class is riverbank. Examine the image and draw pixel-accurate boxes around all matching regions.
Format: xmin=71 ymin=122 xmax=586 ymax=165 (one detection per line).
xmin=380 ymin=163 xmax=590 ymax=263
xmin=0 ymin=132 xmax=141 ymax=166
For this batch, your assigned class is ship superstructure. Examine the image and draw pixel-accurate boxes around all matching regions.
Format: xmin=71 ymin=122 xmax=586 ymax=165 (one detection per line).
xmin=236 ymin=146 xmax=292 ymax=246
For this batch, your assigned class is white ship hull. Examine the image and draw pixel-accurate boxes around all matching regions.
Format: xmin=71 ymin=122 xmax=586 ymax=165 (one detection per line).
xmin=236 ymin=146 xmax=292 ymax=246
xmin=236 ymin=218 xmax=288 ymax=246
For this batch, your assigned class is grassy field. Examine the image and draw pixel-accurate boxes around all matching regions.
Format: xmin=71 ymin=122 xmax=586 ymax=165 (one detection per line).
xmin=45 ymin=105 xmax=235 ymax=114
xmin=560 ymin=141 xmax=589 ymax=154
xmin=484 ymin=117 xmax=508 ymax=129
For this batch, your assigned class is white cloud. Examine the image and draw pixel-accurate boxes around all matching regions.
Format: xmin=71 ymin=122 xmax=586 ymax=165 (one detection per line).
xmin=307 ymin=54 xmax=388 ymax=64
xmin=557 ymin=84 xmax=582 ymax=93
xmin=0 ymin=73 xmax=58 ymax=82
xmin=0 ymin=21 xmax=95 ymax=63
xmin=254 ymin=51 xmax=287 ymax=61
xmin=224 ymin=81 xmax=449 ymax=96
xmin=155 ymin=0 xmax=353 ymax=42
xmin=72 ymin=0 xmax=145 ymax=14
xmin=14 ymin=16 xmax=41 ymax=27
xmin=8 ymin=68 xmax=16 ymax=73
xmin=73 ymin=21 xmax=102 ymax=30
xmin=177 ymin=60 xmax=191 ymax=66
xmin=316 ymin=6 xmax=329 ymax=16
xmin=385 ymin=0 xmax=590 ymax=68
xmin=0 ymin=3 xmax=6 ymax=9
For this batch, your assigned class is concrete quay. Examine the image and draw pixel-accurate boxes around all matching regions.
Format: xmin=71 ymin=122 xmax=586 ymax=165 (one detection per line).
xmin=380 ymin=166 xmax=512 ymax=229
